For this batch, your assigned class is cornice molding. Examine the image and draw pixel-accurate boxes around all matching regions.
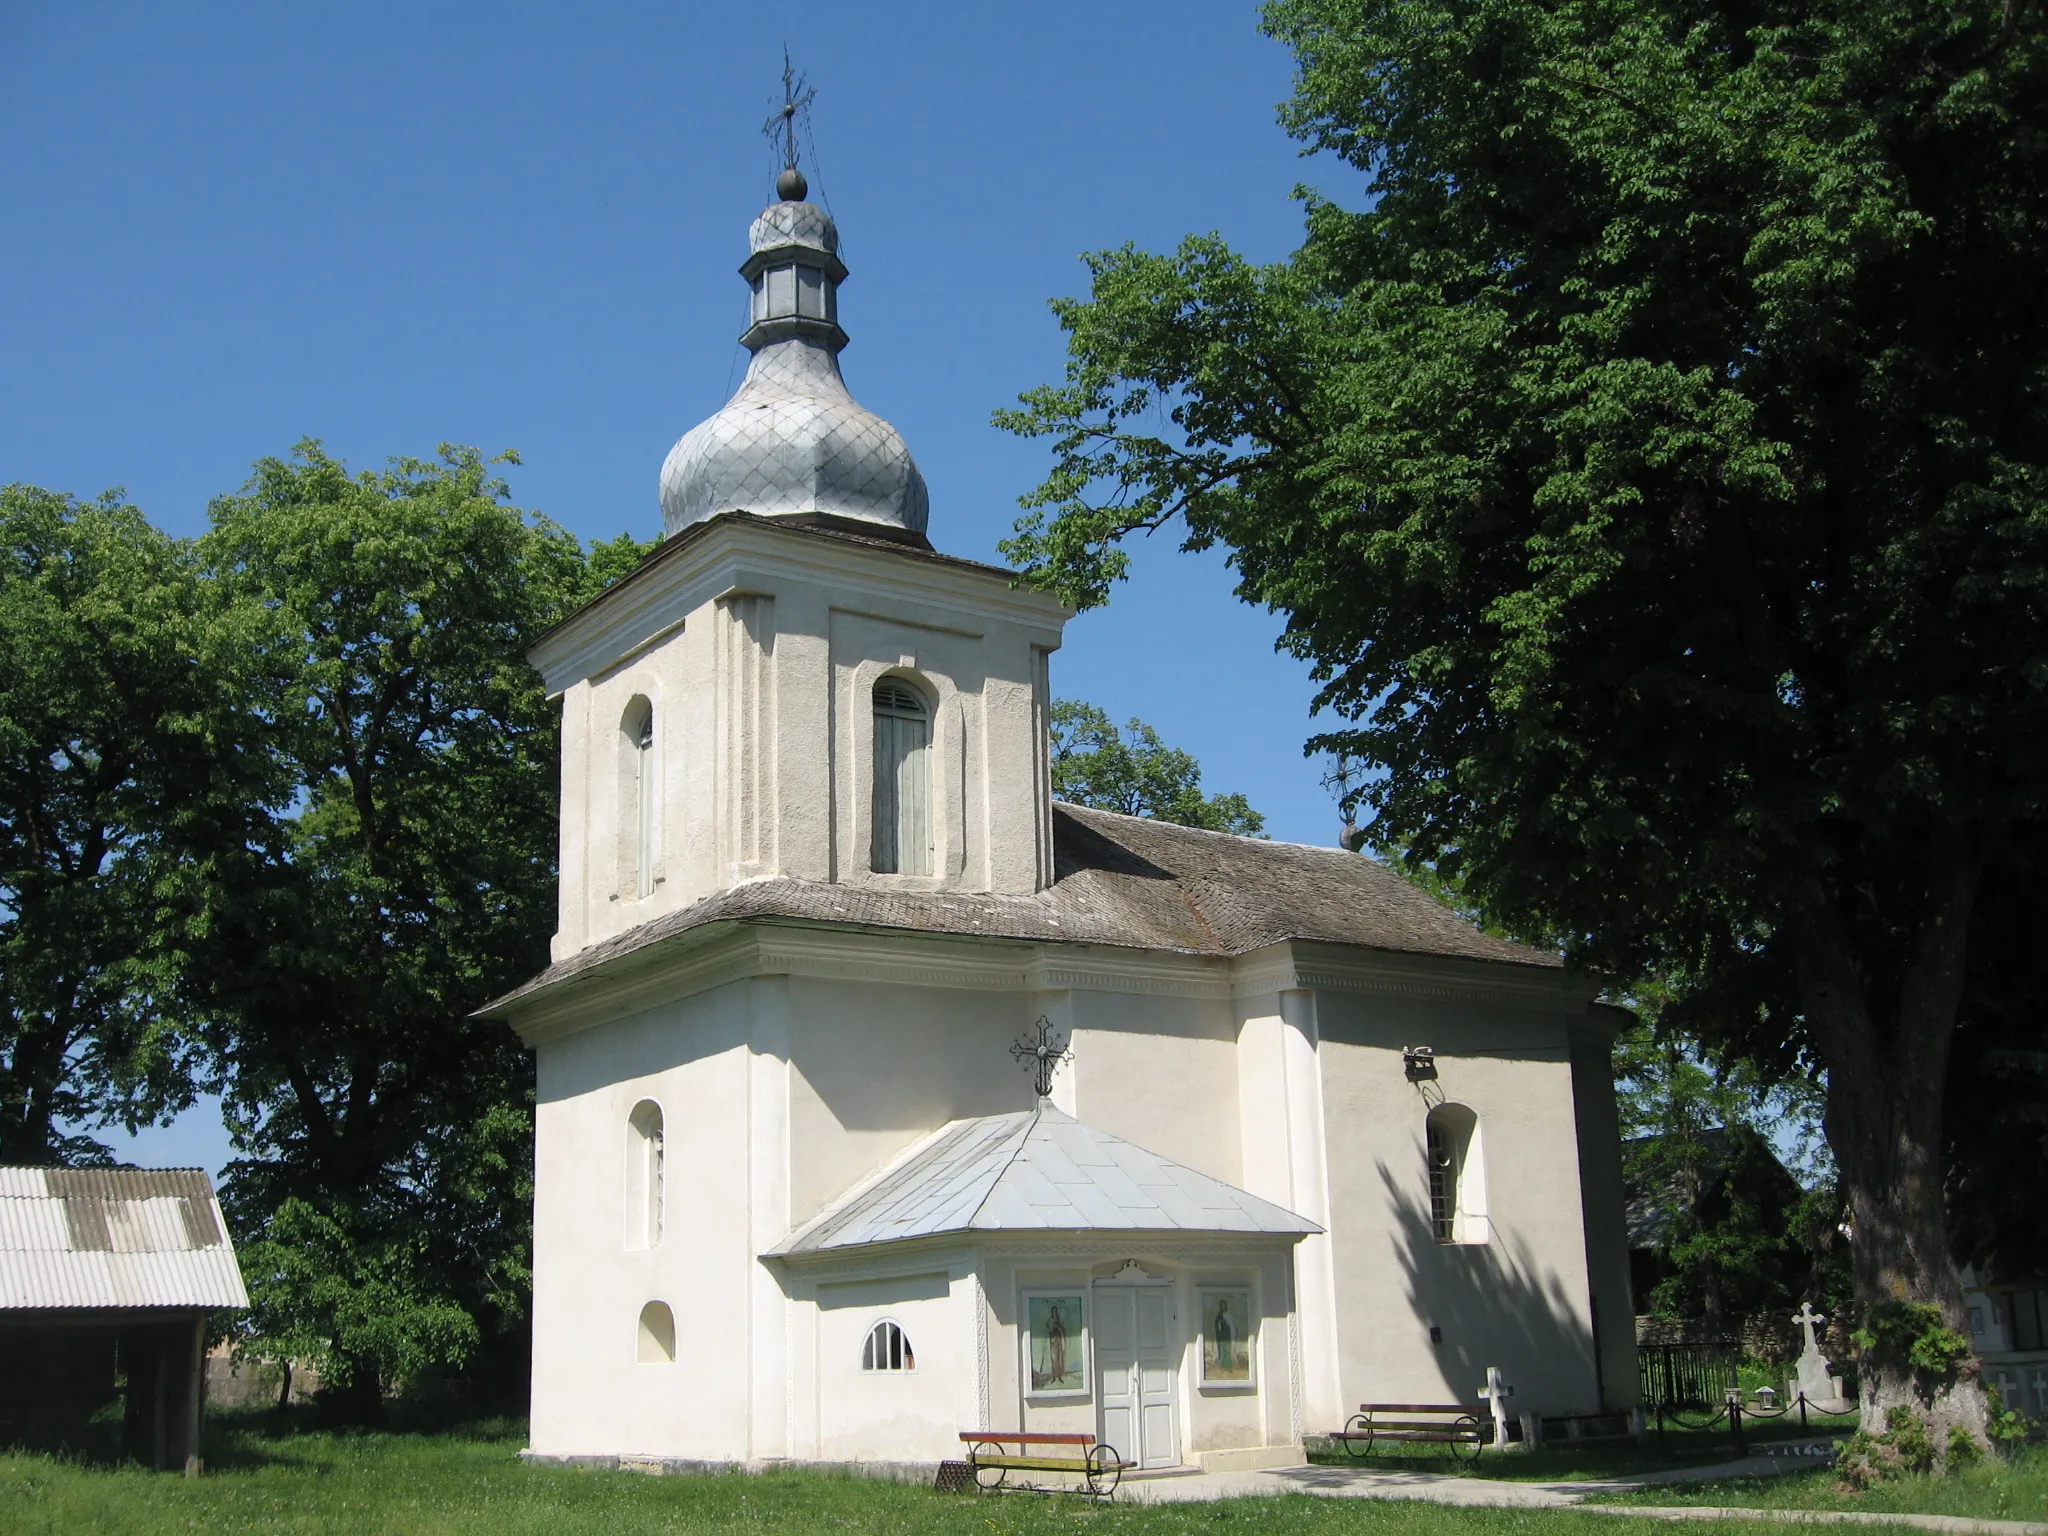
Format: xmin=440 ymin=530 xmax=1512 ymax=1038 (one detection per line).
xmin=1233 ymin=942 xmax=1598 ymax=1011
xmin=501 ymin=924 xmax=1596 ymax=1047
xmin=533 ymin=519 xmax=1068 ymax=694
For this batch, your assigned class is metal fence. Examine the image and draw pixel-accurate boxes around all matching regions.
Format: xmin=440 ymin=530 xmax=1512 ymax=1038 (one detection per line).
xmin=1638 ymin=1340 xmax=1740 ymax=1411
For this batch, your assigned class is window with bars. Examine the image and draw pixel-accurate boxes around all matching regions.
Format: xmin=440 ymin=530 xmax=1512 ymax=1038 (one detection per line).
xmin=871 ymin=678 xmax=933 ymax=875
xmin=1427 ymin=1119 xmax=1458 ymax=1242
xmin=1425 ymin=1103 xmax=1487 ymax=1244
xmin=861 ymin=1319 xmax=915 ymax=1372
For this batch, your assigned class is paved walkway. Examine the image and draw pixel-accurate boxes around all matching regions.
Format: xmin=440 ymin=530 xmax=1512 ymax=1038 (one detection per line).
xmin=1121 ymin=1451 xmax=1831 ymax=1509
xmin=1113 ymin=1451 xmax=2048 ymax=1536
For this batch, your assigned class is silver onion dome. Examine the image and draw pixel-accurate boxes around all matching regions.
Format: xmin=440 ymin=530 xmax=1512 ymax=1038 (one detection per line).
xmin=659 ymin=189 xmax=929 ymax=536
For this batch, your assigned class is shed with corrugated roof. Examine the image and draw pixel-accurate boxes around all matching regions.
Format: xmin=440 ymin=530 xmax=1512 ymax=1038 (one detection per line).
xmin=0 ymin=1166 xmax=247 ymax=1472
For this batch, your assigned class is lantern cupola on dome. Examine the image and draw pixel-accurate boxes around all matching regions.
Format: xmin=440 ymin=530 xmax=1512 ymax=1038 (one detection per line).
xmin=658 ymin=163 xmax=929 ymax=538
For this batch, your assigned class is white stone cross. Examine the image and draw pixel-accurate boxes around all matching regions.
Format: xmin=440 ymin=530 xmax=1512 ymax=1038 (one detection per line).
xmin=1476 ymin=1366 xmax=1515 ymax=1444
xmin=1792 ymin=1301 xmax=1826 ymax=1355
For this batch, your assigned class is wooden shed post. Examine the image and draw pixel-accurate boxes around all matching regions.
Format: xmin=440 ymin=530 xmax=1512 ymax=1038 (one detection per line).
xmin=183 ymin=1313 xmax=206 ymax=1476
xmin=152 ymin=1331 xmax=169 ymax=1470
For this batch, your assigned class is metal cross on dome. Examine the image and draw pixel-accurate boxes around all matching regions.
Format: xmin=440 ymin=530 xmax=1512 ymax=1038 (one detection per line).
xmin=762 ymin=47 xmax=816 ymax=175
xmin=1011 ymin=1017 xmax=1073 ymax=1100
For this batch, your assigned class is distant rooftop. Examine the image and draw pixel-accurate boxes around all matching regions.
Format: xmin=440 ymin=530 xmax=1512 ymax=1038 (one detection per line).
xmin=769 ymin=1103 xmax=1320 ymax=1257
xmin=0 ymin=1167 xmax=248 ymax=1311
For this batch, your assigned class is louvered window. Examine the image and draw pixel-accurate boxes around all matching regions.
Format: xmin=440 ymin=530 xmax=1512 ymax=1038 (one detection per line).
xmin=862 ymin=1319 xmax=914 ymax=1372
xmin=620 ymin=697 xmax=655 ymax=899
xmin=626 ymin=1100 xmax=663 ymax=1250
xmin=871 ymin=679 xmax=932 ymax=875
xmin=634 ymin=709 xmax=655 ymax=898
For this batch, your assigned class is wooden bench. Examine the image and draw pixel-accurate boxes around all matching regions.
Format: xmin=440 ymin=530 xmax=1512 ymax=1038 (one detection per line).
xmin=959 ymin=1431 xmax=1130 ymax=1496
xmin=1331 ymin=1403 xmax=1487 ymax=1461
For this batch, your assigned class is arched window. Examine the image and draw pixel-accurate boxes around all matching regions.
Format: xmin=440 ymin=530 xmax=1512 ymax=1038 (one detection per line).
xmin=620 ymin=697 xmax=655 ymax=899
xmin=1425 ymin=1103 xmax=1488 ymax=1244
xmin=626 ymin=1100 xmax=663 ymax=1250
xmin=638 ymin=1300 xmax=676 ymax=1364
xmin=871 ymin=678 xmax=932 ymax=875
xmin=861 ymin=1319 xmax=915 ymax=1372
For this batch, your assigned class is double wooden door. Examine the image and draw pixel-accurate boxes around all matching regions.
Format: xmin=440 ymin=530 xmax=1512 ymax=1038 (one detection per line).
xmin=1093 ymin=1283 xmax=1179 ymax=1469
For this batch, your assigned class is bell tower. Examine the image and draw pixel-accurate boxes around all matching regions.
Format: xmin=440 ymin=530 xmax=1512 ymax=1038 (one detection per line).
xmin=534 ymin=115 xmax=1069 ymax=962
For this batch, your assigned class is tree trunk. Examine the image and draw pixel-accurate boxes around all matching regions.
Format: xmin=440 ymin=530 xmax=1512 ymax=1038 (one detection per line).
xmin=1795 ymin=842 xmax=1989 ymax=1454
xmin=328 ymin=1355 xmax=386 ymax=1427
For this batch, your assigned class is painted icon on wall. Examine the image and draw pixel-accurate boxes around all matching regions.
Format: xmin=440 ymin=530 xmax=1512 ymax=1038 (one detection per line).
xmin=1025 ymin=1292 xmax=1086 ymax=1394
xmin=1198 ymin=1287 xmax=1255 ymax=1387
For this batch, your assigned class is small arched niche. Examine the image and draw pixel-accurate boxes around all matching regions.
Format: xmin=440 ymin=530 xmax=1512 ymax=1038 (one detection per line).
xmin=617 ymin=696 xmax=655 ymax=899
xmin=870 ymin=675 xmax=933 ymax=876
xmin=1425 ymin=1102 xmax=1489 ymax=1244
xmin=638 ymin=1300 xmax=676 ymax=1364
xmin=625 ymin=1099 xmax=664 ymax=1250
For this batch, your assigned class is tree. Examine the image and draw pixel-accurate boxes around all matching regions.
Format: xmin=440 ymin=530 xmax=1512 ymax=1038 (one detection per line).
xmin=998 ymin=0 xmax=2048 ymax=1447
xmin=193 ymin=441 xmax=641 ymax=1419
xmin=1942 ymin=830 xmax=2048 ymax=1285
xmin=1050 ymin=700 xmax=1265 ymax=834
xmin=1616 ymin=1021 xmax=1845 ymax=1331
xmin=0 ymin=487 xmax=246 ymax=1163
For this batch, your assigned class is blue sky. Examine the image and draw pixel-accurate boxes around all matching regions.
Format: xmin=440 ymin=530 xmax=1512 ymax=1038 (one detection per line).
xmin=4 ymin=1 xmax=1359 ymax=1173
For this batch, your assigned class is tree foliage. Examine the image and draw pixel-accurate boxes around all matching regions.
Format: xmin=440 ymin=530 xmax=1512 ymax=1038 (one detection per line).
xmin=190 ymin=441 xmax=644 ymax=1416
xmin=1616 ymin=1021 xmax=1846 ymax=1328
xmin=1049 ymin=700 xmax=1265 ymax=835
xmin=0 ymin=487 xmax=249 ymax=1163
xmin=1000 ymin=0 xmax=2048 ymax=1443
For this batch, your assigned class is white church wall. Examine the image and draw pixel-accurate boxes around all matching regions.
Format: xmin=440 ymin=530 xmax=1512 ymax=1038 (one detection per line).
xmin=516 ymin=918 xmax=1613 ymax=1462
xmin=1066 ymin=990 xmax=1243 ymax=1187
xmin=783 ymin=976 xmax=1044 ymax=1229
xmin=1234 ymin=986 xmax=1344 ymax=1432
xmin=1312 ymin=988 xmax=1605 ymax=1420
xmin=810 ymin=1269 xmax=966 ymax=1461
xmin=529 ymin=978 xmax=769 ymax=1459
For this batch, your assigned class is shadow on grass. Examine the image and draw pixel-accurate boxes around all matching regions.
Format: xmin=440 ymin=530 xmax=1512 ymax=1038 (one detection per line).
xmin=199 ymin=1405 xmax=528 ymax=1473
xmin=1308 ymin=1416 xmax=1858 ymax=1484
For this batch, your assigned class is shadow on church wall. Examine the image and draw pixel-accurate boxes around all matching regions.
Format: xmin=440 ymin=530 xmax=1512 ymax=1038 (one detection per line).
xmin=1371 ymin=1159 xmax=1602 ymax=1414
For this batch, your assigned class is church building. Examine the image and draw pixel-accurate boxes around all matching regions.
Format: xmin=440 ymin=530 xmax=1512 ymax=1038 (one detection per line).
xmin=483 ymin=165 xmax=1637 ymax=1474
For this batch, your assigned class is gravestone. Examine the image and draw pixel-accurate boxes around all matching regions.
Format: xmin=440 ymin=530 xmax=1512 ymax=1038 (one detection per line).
xmin=1476 ymin=1366 xmax=1516 ymax=1448
xmin=1788 ymin=1302 xmax=1850 ymax=1410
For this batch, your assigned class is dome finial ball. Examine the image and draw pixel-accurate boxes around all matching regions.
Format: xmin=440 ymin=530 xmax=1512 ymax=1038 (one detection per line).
xmin=776 ymin=166 xmax=808 ymax=202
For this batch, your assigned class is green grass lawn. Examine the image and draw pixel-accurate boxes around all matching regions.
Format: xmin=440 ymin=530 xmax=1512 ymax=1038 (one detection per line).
xmin=1582 ymin=1440 xmax=2048 ymax=1524
xmin=0 ymin=1415 xmax=2037 ymax=1536
xmin=0 ymin=1416 xmax=1789 ymax=1536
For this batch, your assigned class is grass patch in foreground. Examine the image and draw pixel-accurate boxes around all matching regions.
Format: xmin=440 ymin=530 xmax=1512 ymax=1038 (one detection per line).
xmin=1584 ymin=1441 xmax=2048 ymax=1523
xmin=0 ymin=1417 xmax=1837 ymax=1536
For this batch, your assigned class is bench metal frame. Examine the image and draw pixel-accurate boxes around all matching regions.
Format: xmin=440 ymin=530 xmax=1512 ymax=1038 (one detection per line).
xmin=960 ymin=1431 xmax=1129 ymax=1497
xmin=1330 ymin=1402 xmax=1486 ymax=1461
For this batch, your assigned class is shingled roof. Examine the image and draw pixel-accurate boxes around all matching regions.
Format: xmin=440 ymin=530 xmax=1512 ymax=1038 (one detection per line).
xmin=485 ymin=803 xmax=1557 ymax=1017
